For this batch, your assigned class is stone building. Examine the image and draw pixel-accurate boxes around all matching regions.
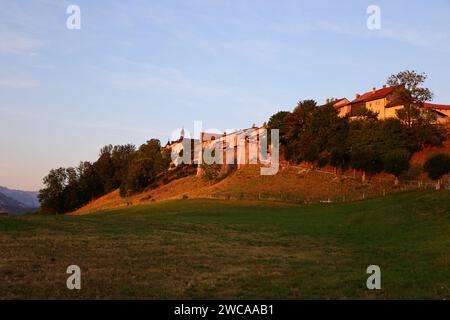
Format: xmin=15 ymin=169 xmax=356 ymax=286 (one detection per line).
xmin=165 ymin=124 xmax=273 ymax=176
xmin=327 ymin=85 xmax=450 ymax=124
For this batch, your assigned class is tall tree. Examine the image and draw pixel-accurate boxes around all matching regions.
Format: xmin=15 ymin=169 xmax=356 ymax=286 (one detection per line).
xmin=387 ymin=70 xmax=434 ymax=127
xmin=284 ymin=100 xmax=317 ymax=163
xmin=121 ymin=139 xmax=165 ymax=195
xmin=111 ymin=144 xmax=137 ymax=184
xmin=387 ymin=70 xmax=433 ymax=102
xmin=94 ymin=145 xmax=116 ymax=192
xmin=268 ymin=111 xmax=290 ymax=144
xmin=39 ymin=168 xmax=68 ymax=214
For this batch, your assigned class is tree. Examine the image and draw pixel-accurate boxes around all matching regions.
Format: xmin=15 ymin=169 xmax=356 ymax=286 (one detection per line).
xmin=77 ymin=161 xmax=104 ymax=203
xmin=62 ymin=166 xmax=81 ymax=210
xmin=382 ymin=149 xmax=410 ymax=185
xmin=121 ymin=139 xmax=164 ymax=195
xmin=161 ymin=147 xmax=172 ymax=170
xmin=423 ymin=153 xmax=450 ymax=189
xmin=387 ymin=70 xmax=433 ymax=102
xmin=39 ymin=138 xmax=173 ymax=213
xmin=352 ymin=106 xmax=379 ymax=120
xmin=387 ymin=70 xmax=434 ymax=128
xmin=410 ymin=122 xmax=446 ymax=150
xmin=268 ymin=111 xmax=290 ymax=144
xmin=330 ymin=146 xmax=350 ymax=172
xmin=284 ymin=100 xmax=317 ymax=163
xmin=111 ymin=144 xmax=136 ymax=184
xmin=312 ymin=105 xmax=349 ymax=154
xmin=347 ymin=118 xmax=413 ymax=182
xmin=39 ymin=168 xmax=68 ymax=214
xmin=350 ymin=146 xmax=383 ymax=182
xmin=388 ymin=85 xmax=445 ymax=149
xmin=94 ymin=145 xmax=116 ymax=192
xmin=285 ymin=100 xmax=317 ymax=141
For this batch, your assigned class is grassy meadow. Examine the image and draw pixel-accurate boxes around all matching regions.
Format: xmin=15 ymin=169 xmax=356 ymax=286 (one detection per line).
xmin=1 ymin=190 xmax=450 ymax=299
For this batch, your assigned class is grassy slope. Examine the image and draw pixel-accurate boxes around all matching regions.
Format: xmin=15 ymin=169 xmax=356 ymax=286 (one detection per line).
xmin=73 ymin=165 xmax=403 ymax=215
xmin=1 ymin=190 xmax=450 ymax=299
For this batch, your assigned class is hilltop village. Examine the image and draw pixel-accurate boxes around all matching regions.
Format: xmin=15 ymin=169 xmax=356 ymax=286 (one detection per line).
xmin=165 ymin=84 xmax=450 ymax=173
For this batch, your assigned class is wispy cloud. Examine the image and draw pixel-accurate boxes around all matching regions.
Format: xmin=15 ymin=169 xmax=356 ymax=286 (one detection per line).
xmin=90 ymin=56 xmax=230 ymax=100
xmin=0 ymin=31 xmax=43 ymax=54
xmin=0 ymin=79 xmax=39 ymax=88
xmin=104 ymin=56 xmax=186 ymax=89
xmin=302 ymin=21 xmax=450 ymax=53
xmin=0 ymin=106 xmax=161 ymax=135
xmin=377 ymin=26 xmax=450 ymax=53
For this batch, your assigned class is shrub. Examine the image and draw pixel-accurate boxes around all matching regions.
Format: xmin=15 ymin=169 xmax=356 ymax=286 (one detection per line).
xmin=200 ymin=163 xmax=222 ymax=181
xmin=423 ymin=153 xmax=450 ymax=181
xmin=382 ymin=149 xmax=411 ymax=178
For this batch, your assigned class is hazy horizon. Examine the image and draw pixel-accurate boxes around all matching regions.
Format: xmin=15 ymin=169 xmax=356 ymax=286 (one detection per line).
xmin=1 ymin=0 xmax=450 ymax=191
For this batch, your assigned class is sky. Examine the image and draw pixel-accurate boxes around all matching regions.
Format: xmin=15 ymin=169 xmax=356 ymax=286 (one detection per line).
xmin=1 ymin=0 xmax=450 ymax=191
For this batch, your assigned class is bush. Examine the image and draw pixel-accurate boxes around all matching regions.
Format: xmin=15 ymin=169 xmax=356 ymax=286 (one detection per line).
xmin=200 ymin=163 xmax=222 ymax=181
xmin=424 ymin=153 xmax=450 ymax=181
xmin=382 ymin=149 xmax=411 ymax=178
xmin=350 ymin=146 xmax=383 ymax=176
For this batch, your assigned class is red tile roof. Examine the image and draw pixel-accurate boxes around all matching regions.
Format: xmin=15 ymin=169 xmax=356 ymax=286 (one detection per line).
xmin=423 ymin=103 xmax=450 ymax=111
xmin=347 ymin=85 xmax=400 ymax=105
xmin=320 ymin=98 xmax=349 ymax=109
xmin=333 ymin=98 xmax=350 ymax=109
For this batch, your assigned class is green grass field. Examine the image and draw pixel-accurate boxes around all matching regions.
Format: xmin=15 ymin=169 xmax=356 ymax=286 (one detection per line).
xmin=1 ymin=190 xmax=450 ymax=299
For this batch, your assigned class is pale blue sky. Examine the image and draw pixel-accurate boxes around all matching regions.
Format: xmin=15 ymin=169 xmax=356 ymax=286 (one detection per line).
xmin=1 ymin=0 xmax=450 ymax=190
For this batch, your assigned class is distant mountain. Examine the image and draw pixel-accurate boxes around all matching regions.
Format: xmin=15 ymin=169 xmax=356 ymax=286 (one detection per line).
xmin=0 ymin=186 xmax=39 ymax=208
xmin=0 ymin=192 xmax=34 ymax=214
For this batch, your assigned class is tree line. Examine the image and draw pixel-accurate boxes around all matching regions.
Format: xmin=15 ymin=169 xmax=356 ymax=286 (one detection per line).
xmin=39 ymin=140 xmax=172 ymax=214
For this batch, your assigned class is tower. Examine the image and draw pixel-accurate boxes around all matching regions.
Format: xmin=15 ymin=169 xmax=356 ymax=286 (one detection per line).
xmin=180 ymin=127 xmax=185 ymax=140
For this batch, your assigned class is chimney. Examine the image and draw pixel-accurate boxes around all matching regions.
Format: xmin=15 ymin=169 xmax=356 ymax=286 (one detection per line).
xmin=372 ymin=87 xmax=376 ymax=93
xmin=356 ymin=93 xmax=361 ymax=99
xmin=383 ymin=85 xmax=387 ymax=89
xmin=326 ymin=98 xmax=330 ymax=104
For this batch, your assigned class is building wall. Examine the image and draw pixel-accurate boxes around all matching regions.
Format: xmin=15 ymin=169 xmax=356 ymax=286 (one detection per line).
xmin=338 ymin=105 xmax=351 ymax=118
xmin=365 ymin=98 xmax=387 ymax=118
xmin=364 ymin=97 xmax=404 ymax=119
xmin=195 ymin=127 xmax=271 ymax=175
xmin=331 ymin=98 xmax=450 ymax=125
xmin=169 ymin=141 xmax=184 ymax=167
xmin=436 ymin=116 xmax=450 ymax=124
xmin=384 ymin=105 xmax=403 ymax=119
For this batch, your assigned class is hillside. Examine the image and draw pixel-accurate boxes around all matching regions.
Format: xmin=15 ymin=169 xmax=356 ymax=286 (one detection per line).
xmin=410 ymin=137 xmax=450 ymax=165
xmin=71 ymin=125 xmax=450 ymax=216
xmin=72 ymin=165 xmax=408 ymax=215
xmin=2 ymin=190 xmax=450 ymax=299
xmin=0 ymin=192 xmax=31 ymax=214
xmin=0 ymin=186 xmax=39 ymax=208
